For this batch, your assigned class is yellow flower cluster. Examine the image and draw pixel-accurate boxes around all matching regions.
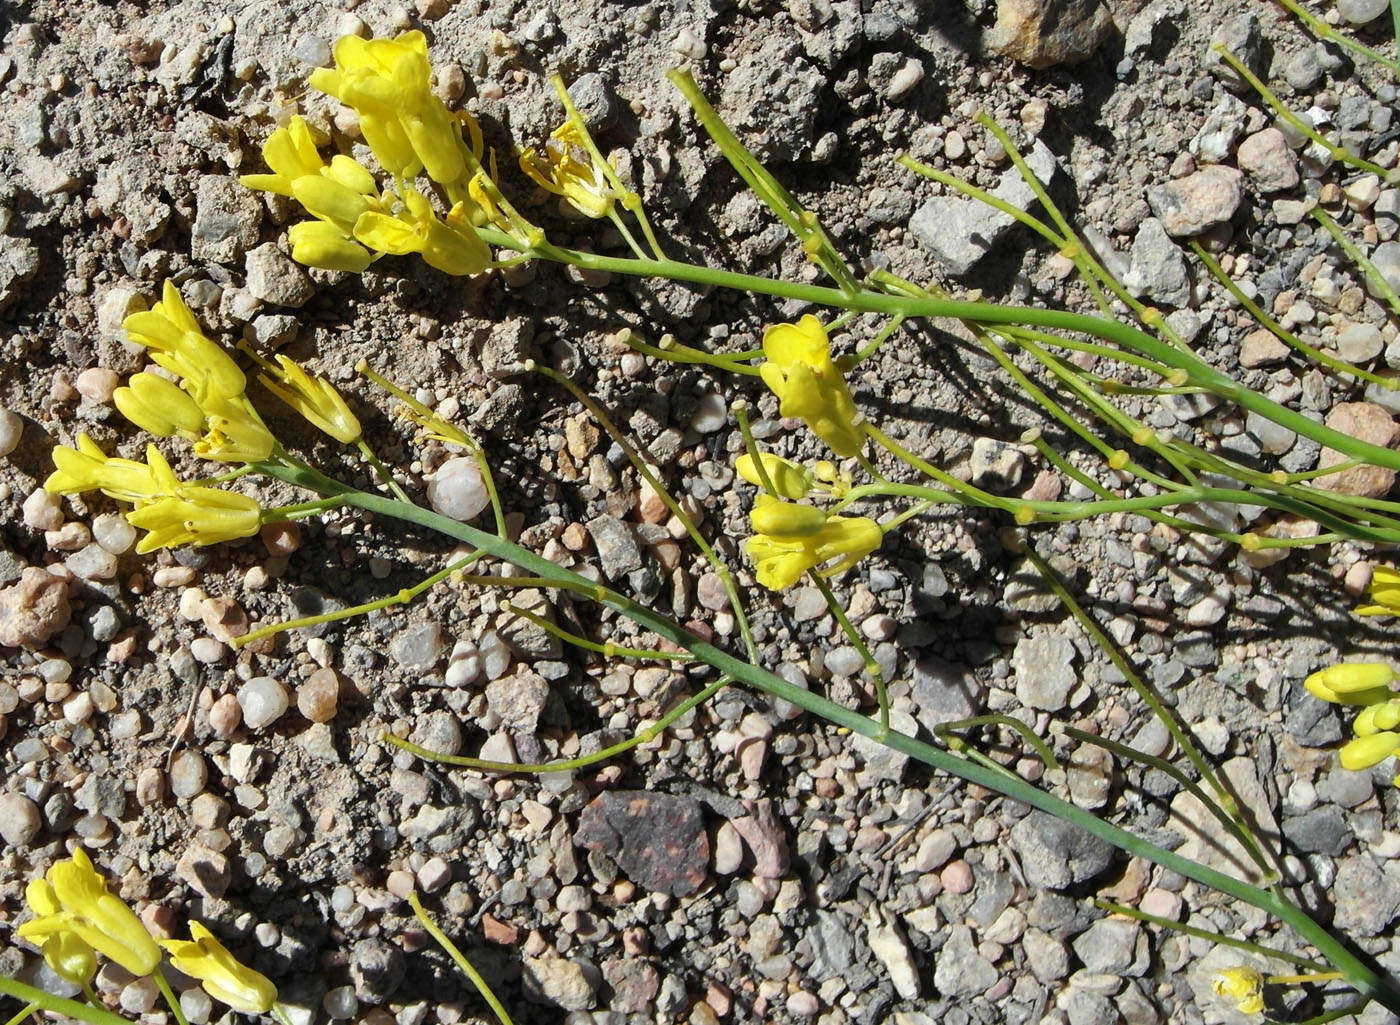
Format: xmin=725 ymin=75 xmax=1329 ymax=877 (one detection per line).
xmin=1356 ymin=565 xmax=1400 ymax=616
xmin=46 ymin=437 xmax=262 ymax=553
xmin=1305 ymin=662 xmax=1400 ymax=783
xmin=758 ymin=315 xmax=864 ymax=458
xmin=520 ymin=120 xmax=621 ymax=219
xmin=18 ymin=850 xmax=276 ymax=1013
xmin=119 ymin=281 xmax=274 ymax=462
xmin=745 ymin=493 xmax=882 ymax=591
xmin=241 ymin=32 xmax=498 ymax=275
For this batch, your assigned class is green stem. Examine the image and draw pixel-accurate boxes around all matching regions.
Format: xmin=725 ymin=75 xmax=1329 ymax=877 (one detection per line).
xmin=154 ymin=968 xmax=191 ymax=1025
xmin=500 ymin=599 xmax=695 ymax=661
xmin=356 ymin=438 xmax=414 ymax=503
xmin=1093 ymin=899 xmax=1329 ymax=971
xmin=250 ymin=456 xmax=1400 ymax=1015
xmin=408 ymin=893 xmax=516 ymax=1025
xmin=1 ymin=1001 xmax=39 ymax=1025
xmin=0 ymin=980 xmax=129 ymax=1025
xmin=811 ymin=574 xmax=887 ymax=735
xmin=934 ymin=714 xmax=1064 ymax=775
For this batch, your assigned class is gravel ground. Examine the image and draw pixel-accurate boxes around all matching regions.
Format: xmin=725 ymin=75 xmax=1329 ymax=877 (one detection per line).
xmin=3 ymin=1 xmax=1400 ymax=1024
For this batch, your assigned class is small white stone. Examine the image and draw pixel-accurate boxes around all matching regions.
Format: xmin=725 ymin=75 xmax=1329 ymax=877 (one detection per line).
xmin=22 ymin=489 xmax=63 ymax=530
xmin=119 ymin=977 xmax=159 ymax=1015
xmin=190 ymin=637 xmax=225 ymax=663
xmin=65 ymin=543 xmax=118 ymax=580
xmin=238 ymin=676 xmax=289 ymax=729
xmin=181 ymin=985 xmax=213 ymax=1025
xmin=170 ymin=750 xmax=209 ymax=798
xmin=92 ymin=513 xmax=137 ymax=554
xmin=62 ymin=691 xmax=94 ymax=724
xmin=427 ymin=457 xmax=490 ymax=522
xmin=0 ymin=408 xmax=22 ymax=456
xmin=689 ymin=392 xmax=728 ymax=433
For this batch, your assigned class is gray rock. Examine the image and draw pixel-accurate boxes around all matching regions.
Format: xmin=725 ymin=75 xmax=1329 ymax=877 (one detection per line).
xmin=1367 ymin=240 xmax=1400 ymax=299
xmin=0 ymin=234 xmax=40 ymax=313
xmin=1316 ymin=768 xmax=1378 ymax=809
xmin=1022 ymin=928 xmax=1070 ymax=982
xmin=1009 ymin=810 xmax=1115 ymax=889
xmin=912 ymin=655 xmax=986 ymax=728
xmin=932 ymin=924 xmax=997 ymax=997
xmin=1283 ymin=804 xmax=1354 ymax=856
xmin=808 ymin=910 xmax=856 ymax=981
xmin=909 ymin=139 xmax=1059 ymax=276
xmin=1283 ymin=46 xmax=1324 ymax=92
xmin=1072 ymin=918 xmax=1140 ymax=974
xmin=718 ymin=32 xmax=824 ymax=161
xmin=390 ymin=622 xmax=442 ymax=669
xmin=192 ymin=175 xmax=262 ymax=264
xmin=245 ymin=243 xmax=314 ymax=307
xmin=969 ymin=437 xmax=1027 ymax=489
xmin=986 ymin=0 xmax=1114 ymax=69
xmin=850 ymin=708 xmax=919 ymax=782
xmin=566 ymin=73 xmax=616 ymax=132
xmin=350 ymin=938 xmax=405 ymax=1003
xmin=1206 ymin=13 xmax=1264 ymax=91
xmin=1013 ymin=629 xmax=1077 ymax=711
xmin=1332 ymin=856 xmax=1400 ymax=936
xmin=1124 ymin=0 xmax=1185 ymax=58
xmin=1338 ymin=323 xmax=1384 ymax=364
xmin=1146 ymin=166 xmax=1244 ymax=237
xmin=1065 ymin=990 xmax=1118 ymax=1025
xmin=586 ymin=514 xmax=642 ymax=581
xmin=1188 ymin=94 xmax=1247 ymax=165
xmin=1124 ymin=217 xmax=1191 ymax=308
xmin=485 ymin=672 xmax=551 ymax=733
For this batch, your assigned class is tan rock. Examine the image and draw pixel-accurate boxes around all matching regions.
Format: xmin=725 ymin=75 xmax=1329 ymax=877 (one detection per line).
xmin=1316 ymin=401 xmax=1400 ymax=497
xmin=987 ymin=0 xmax=1115 ymax=69
xmin=0 ymin=567 xmax=71 ymax=648
xmin=1238 ymin=327 xmax=1290 ymax=368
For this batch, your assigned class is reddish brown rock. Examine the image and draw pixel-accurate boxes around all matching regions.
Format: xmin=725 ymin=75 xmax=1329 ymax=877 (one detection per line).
xmin=575 ymin=790 xmax=708 ymax=896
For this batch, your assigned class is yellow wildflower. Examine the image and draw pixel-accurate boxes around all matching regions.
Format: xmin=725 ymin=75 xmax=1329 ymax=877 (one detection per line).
xmin=113 ymin=372 xmax=207 ymax=439
xmin=24 ymin=879 xmax=96 ymax=985
xmin=519 ymin=121 xmax=619 ymax=219
xmin=126 ymin=486 xmax=263 ymax=554
xmin=1356 ymin=565 xmax=1400 ymax=616
xmin=46 ymin=434 xmax=161 ymax=503
xmin=1339 ymin=731 xmax=1400 ymax=772
xmin=16 ymin=848 xmax=160 ymax=978
xmin=736 ymin=452 xmax=811 ymax=500
xmin=758 ymin=315 xmax=864 ymax=457
xmin=354 ymin=188 xmax=490 ymax=276
xmin=161 ymin=922 xmax=277 ymax=1014
xmin=123 ymin=281 xmax=246 ymax=405
xmin=1212 ymin=966 xmax=1264 ymax=1015
xmin=256 ymin=355 xmax=362 ymax=444
xmin=745 ymin=495 xmax=882 ymax=591
xmin=1304 ymin=662 xmax=1395 ymax=706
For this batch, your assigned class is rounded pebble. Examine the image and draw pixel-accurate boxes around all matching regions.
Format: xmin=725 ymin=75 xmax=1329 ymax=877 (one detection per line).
xmin=190 ymin=637 xmax=225 ymax=663
xmin=170 ymin=750 xmax=209 ymax=799
xmin=119 ymin=977 xmax=159 ymax=1014
xmin=297 ymin=668 xmax=340 ymax=722
xmin=22 ymin=489 xmax=63 ymax=531
xmin=91 ymin=513 xmax=137 ymax=554
xmin=208 ymin=694 xmax=243 ymax=737
xmin=427 ymin=457 xmax=490 ymax=521
xmin=787 ymin=991 xmax=820 ymax=1018
xmin=0 ymin=791 xmax=42 ymax=845
xmin=238 ymin=677 xmax=289 ymax=730
xmin=689 ymin=392 xmax=728 ymax=433
xmin=0 ymin=408 xmax=22 ymax=456
xmin=180 ymin=985 xmax=213 ymax=1025
xmin=76 ymin=367 xmax=120 ymax=403
xmin=323 ymin=985 xmax=359 ymax=1020
xmin=940 ymin=859 xmax=975 ymax=894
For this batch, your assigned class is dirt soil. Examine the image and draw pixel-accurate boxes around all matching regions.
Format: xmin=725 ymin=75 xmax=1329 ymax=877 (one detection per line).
xmin=2 ymin=1 xmax=1400 ymax=1024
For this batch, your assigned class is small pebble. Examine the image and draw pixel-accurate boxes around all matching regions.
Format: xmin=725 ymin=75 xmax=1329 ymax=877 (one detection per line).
xmin=428 ymin=457 xmax=490 ymax=522
xmin=92 ymin=513 xmax=137 ymax=554
xmin=941 ymin=859 xmax=974 ymax=894
xmin=298 ymin=668 xmax=340 ymax=722
xmin=0 ymin=791 xmax=42 ymax=845
xmin=180 ymin=986 xmax=213 ymax=1025
xmin=119 ymin=977 xmax=159 ymax=1014
xmin=417 ymin=856 xmax=451 ymax=892
xmin=238 ymin=677 xmax=289 ymax=729
xmin=787 ymin=991 xmax=820 ymax=1018
xmin=208 ymin=694 xmax=242 ymax=737
xmin=0 ymin=408 xmax=22 ymax=456
xmin=689 ymin=393 xmax=728 ymax=433
xmin=190 ymin=637 xmax=225 ymax=663
xmin=170 ymin=750 xmax=209 ymax=799
xmin=76 ymin=367 xmax=120 ymax=403
xmin=22 ymin=489 xmax=63 ymax=531
xmin=323 ymin=986 xmax=359 ymax=1020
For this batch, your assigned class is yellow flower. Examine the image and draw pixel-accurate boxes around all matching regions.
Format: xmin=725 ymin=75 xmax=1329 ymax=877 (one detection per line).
xmin=16 ymin=848 xmax=160 ymax=978
xmin=190 ymin=393 xmax=276 ymax=464
xmin=256 ymin=355 xmax=361 ymax=444
xmin=1212 ymin=966 xmax=1264 ymax=1015
xmin=238 ymin=116 xmax=329 ymax=197
xmin=24 ymin=879 xmax=97 ymax=985
xmin=126 ymin=484 xmax=264 ymax=554
xmin=309 ymin=32 xmax=465 ymax=184
xmin=519 ymin=121 xmax=619 ymax=219
xmin=161 ymin=922 xmax=277 ymax=1014
xmin=1339 ymin=731 xmax=1400 ymax=772
xmin=745 ymin=496 xmax=882 ymax=591
xmin=1304 ymin=662 xmax=1395 ymax=706
xmin=113 ymin=372 xmax=207 ymax=439
xmin=1353 ymin=699 xmax=1400 ymax=737
xmin=1357 ymin=565 xmax=1400 ymax=616
xmin=288 ymin=220 xmax=375 ymax=273
xmin=45 ymin=434 xmax=161 ymax=503
xmin=123 ymin=281 xmax=246 ymax=405
xmin=354 ymin=188 xmax=489 ymax=275
xmin=758 ymin=315 xmax=864 ymax=457
xmin=736 ymin=452 xmax=811 ymax=500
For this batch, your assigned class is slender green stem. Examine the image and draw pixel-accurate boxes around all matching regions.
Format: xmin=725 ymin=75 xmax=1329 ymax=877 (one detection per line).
xmin=251 ymin=458 xmax=1400 ymax=1013
xmin=2 ymin=1001 xmax=39 ymax=1025
xmin=1273 ymin=0 xmax=1400 ymax=76
xmin=1313 ymin=205 xmax=1400 ymax=320
xmin=154 ymin=968 xmax=191 ymax=1025
xmin=0 ymin=979 xmax=129 ymax=1025
xmin=531 ymin=361 xmax=758 ymax=661
xmin=934 ymin=714 xmax=1064 ymax=774
xmin=388 ymin=677 xmax=729 ymax=772
xmin=356 ymin=438 xmax=413 ymax=503
xmin=500 ymin=599 xmax=695 ymax=661
xmin=1093 ymin=899 xmax=1330 ymax=971
xmin=811 ymin=575 xmax=887 ymax=735
xmin=408 ymin=893 xmax=516 ymax=1025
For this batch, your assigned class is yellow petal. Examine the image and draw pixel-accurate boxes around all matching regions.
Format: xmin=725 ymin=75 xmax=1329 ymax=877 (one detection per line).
xmin=750 ymin=495 xmax=827 ymax=539
xmin=1340 ymin=732 xmax=1400 ymax=771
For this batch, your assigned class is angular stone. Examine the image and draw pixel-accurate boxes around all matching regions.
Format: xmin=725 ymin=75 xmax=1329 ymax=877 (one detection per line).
xmin=1147 ymin=166 xmax=1244 ymax=237
xmin=986 ymin=0 xmax=1114 ymax=69
xmin=575 ymin=791 xmax=708 ymax=896
xmin=1315 ymin=402 xmax=1400 ymax=498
